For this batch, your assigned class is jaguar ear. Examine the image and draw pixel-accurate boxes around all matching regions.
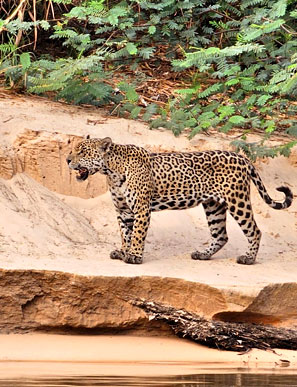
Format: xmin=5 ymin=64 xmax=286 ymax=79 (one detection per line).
xmin=100 ymin=137 xmax=112 ymax=152
xmin=86 ymin=134 xmax=91 ymax=139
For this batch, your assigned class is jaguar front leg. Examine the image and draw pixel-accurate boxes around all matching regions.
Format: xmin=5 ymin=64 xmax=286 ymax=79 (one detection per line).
xmin=124 ymin=206 xmax=151 ymax=264
xmin=110 ymin=209 xmax=134 ymax=261
xmin=110 ymin=162 xmax=153 ymax=264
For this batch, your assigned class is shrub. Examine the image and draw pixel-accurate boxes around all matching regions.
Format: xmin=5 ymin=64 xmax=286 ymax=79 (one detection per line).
xmin=1 ymin=0 xmax=296 ymax=158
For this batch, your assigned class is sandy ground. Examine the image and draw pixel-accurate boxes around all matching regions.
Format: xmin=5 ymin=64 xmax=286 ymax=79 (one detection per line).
xmin=0 ymin=93 xmax=296 ymax=293
xmin=0 ymin=334 xmax=296 ymax=377
xmin=0 ymin=92 xmax=297 ymax=376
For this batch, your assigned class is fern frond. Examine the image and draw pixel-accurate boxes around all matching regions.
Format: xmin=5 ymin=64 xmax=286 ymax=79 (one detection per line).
xmin=198 ymin=83 xmax=223 ymax=98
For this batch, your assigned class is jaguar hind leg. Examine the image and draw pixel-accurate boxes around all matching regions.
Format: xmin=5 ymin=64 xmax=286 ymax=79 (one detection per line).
xmin=227 ymin=198 xmax=262 ymax=265
xmin=192 ymin=201 xmax=228 ymax=261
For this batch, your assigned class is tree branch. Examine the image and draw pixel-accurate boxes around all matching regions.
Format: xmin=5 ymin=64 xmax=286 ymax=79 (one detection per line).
xmin=0 ymin=0 xmax=28 ymax=34
xmin=130 ymin=298 xmax=297 ymax=352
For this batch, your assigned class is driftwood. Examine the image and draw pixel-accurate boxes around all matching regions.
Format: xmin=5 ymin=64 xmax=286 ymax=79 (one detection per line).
xmin=131 ymin=299 xmax=297 ymax=352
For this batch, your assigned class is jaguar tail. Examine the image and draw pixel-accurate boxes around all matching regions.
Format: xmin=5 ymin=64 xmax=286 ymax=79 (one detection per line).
xmin=249 ymin=164 xmax=293 ymax=210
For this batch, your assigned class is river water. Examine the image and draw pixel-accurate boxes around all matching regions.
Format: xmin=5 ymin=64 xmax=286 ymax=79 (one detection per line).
xmin=1 ymin=371 xmax=297 ymax=386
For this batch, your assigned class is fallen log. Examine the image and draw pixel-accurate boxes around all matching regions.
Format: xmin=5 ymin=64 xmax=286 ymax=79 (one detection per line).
xmin=130 ymin=298 xmax=297 ymax=352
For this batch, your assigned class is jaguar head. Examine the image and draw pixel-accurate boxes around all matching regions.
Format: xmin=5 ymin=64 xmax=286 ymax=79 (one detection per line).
xmin=66 ymin=137 xmax=112 ymax=181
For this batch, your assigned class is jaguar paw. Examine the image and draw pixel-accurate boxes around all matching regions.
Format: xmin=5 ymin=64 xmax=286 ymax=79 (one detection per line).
xmin=110 ymin=249 xmax=125 ymax=260
xmin=236 ymin=255 xmax=255 ymax=265
xmin=191 ymin=251 xmax=211 ymax=260
xmin=124 ymin=254 xmax=143 ymax=264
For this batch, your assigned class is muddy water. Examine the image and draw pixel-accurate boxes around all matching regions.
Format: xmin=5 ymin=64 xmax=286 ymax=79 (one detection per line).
xmin=1 ymin=371 xmax=297 ymax=386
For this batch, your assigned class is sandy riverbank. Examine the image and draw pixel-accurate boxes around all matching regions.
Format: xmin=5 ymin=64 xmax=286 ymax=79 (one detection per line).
xmin=0 ymin=334 xmax=296 ymax=377
xmin=0 ymin=93 xmax=296 ymax=292
xmin=0 ymin=93 xmax=296 ymax=379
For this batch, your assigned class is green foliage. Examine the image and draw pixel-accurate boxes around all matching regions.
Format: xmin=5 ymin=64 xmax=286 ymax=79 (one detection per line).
xmin=1 ymin=0 xmax=297 ymax=159
xmin=232 ymin=139 xmax=297 ymax=161
xmin=163 ymin=0 xmax=297 ymax=158
xmin=27 ymin=52 xmax=114 ymax=106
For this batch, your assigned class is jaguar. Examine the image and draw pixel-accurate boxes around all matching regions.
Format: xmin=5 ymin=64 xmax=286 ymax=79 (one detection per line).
xmin=66 ymin=137 xmax=293 ymax=265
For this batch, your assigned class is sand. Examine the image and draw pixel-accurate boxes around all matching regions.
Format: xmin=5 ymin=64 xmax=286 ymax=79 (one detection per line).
xmin=0 ymin=92 xmax=296 ymax=376
xmin=0 ymin=93 xmax=296 ymax=293
xmin=0 ymin=334 xmax=296 ymax=377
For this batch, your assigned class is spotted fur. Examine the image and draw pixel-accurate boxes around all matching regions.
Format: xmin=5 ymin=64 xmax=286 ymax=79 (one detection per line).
xmin=66 ymin=137 xmax=293 ymax=265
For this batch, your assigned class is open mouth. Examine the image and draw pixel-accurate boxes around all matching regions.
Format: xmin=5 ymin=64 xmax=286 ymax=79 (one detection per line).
xmin=76 ymin=167 xmax=89 ymax=181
